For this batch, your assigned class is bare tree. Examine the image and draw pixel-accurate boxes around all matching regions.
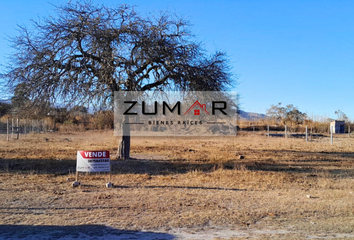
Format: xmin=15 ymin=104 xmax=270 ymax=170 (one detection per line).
xmin=335 ymin=110 xmax=348 ymax=121
xmin=266 ymin=103 xmax=286 ymax=124
xmin=267 ymin=103 xmax=306 ymax=126
xmin=3 ymin=1 xmax=234 ymax=159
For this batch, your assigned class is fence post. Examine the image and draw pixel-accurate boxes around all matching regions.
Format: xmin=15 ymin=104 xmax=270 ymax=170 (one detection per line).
xmin=267 ymin=124 xmax=270 ymax=137
xmin=25 ymin=119 xmax=27 ymax=135
xmin=349 ymin=124 xmax=351 ymax=138
xmin=16 ymin=118 xmax=19 ymax=140
xmin=285 ymin=125 xmax=287 ymax=139
xmin=11 ymin=118 xmax=14 ymax=139
xmin=253 ymin=124 xmax=255 ymax=134
xmin=331 ymin=127 xmax=333 ymax=145
xmin=306 ymin=126 xmax=308 ymax=142
xmin=7 ymin=117 xmax=9 ymax=141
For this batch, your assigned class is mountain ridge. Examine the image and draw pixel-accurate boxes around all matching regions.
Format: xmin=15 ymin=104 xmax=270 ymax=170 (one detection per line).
xmin=239 ymin=110 xmax=267 ymax=120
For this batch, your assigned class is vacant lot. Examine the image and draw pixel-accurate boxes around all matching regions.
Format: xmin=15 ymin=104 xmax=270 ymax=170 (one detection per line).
xmin=0 ymin=131 xmax=354 ymax=239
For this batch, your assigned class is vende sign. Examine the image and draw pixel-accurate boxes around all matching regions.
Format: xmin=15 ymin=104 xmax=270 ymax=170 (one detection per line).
xmin=76 ymin=151 xmax=110 ymax=172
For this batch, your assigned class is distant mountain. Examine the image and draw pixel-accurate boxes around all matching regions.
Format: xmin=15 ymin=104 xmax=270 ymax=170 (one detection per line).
xmin=239 ymin=110 xmax=267 ymax=120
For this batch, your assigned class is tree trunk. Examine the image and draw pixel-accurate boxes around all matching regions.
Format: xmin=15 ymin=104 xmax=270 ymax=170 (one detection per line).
xmin=118 ymin=135 xmax=130 ymax=160
xmin=117 ymin=115 xmax=130 ymax=160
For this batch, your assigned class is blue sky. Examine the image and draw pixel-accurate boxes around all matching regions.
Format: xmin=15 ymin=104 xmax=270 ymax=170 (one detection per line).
xmin=0 ymin=0 xmax=353 ymax=120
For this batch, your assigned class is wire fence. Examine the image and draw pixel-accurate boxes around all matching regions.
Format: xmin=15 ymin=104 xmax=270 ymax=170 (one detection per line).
xmin=239 ymin=123 xmax=352 ymax=146
xmin=0 ymin=117 xmax=54 ymax=140
xmin=0 ymin=117 xmax=351 ymax=145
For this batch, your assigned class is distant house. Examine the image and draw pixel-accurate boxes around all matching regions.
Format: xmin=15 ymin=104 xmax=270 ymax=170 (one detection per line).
xmin=330 ymin=120 xmax=345 ymax=134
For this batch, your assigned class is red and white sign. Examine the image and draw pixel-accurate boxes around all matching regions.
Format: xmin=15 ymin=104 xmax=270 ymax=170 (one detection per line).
xmin=76 ymin=151 xmax=110 ymax=172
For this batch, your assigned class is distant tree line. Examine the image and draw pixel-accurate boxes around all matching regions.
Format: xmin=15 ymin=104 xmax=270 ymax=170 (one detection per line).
xmin=0 ymin=88 xmax=114 ymax=131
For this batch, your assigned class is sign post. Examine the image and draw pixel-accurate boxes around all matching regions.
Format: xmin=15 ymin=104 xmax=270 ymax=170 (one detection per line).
xmin=73 ymin=151 xmax=113 ymax=188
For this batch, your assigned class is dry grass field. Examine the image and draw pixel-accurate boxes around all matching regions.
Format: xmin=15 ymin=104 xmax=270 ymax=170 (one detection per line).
xmin=0 ymin=130 xmax=354 ymax=239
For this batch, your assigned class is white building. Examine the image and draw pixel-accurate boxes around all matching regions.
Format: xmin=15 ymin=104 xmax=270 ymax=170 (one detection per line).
xmin=330 ymin=120 xmax=345 ymax=134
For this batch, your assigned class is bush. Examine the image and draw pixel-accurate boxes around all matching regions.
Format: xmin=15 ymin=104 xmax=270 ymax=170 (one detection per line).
xmin=91 ymin=111 xmax=114 ymax=130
